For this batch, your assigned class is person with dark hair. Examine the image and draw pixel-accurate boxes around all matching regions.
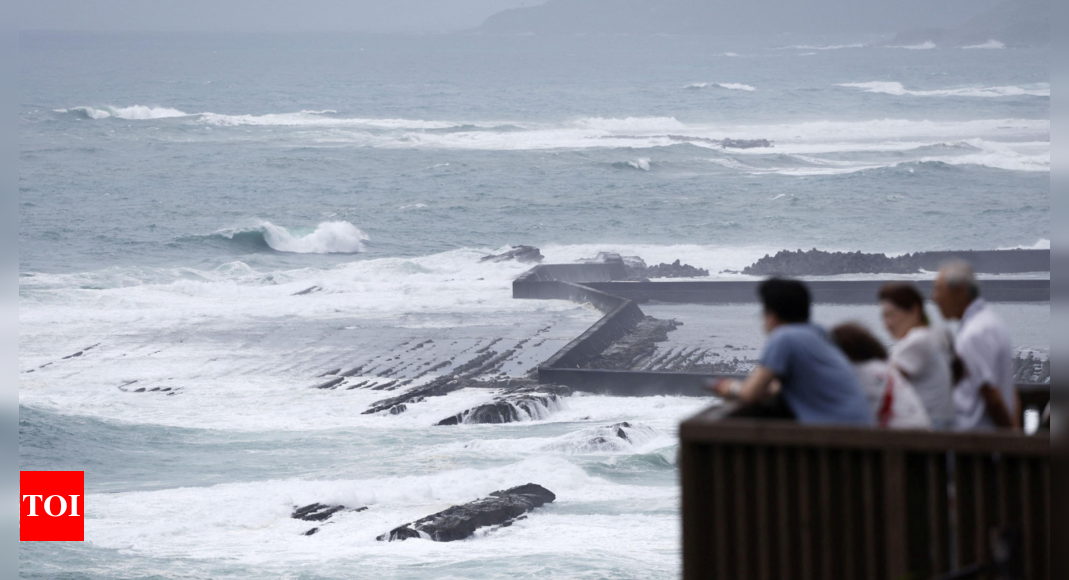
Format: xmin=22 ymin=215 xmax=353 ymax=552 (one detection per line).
xmin=932 ymin=261 xmax=1018 ymax=431
xmin=879 ymin=282 xmax=954 ymax=429
xmin=831 ymin=323 xmax=932 ymax=430
xmin=710 ymin=278 xmax=873 ymax=426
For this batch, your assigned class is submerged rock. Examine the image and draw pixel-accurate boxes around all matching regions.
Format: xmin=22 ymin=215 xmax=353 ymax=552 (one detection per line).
xmin=293 ymin=503 xmax=367 ymax=536
xmin=438 ymin=384 xmax=571 ymax=425
xmin=480 ymin=245 xmax=544 ymax=264
xmin=582 ymin=252 xmax=708 ymax=280
xmin=377 ymin=483 xmax=556 ymax=542
xmin=292 ymin=503 xmax=348 ymax=522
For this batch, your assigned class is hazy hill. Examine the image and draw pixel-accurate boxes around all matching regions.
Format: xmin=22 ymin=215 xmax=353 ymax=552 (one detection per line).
xmin=477 ymin=0 xmax=1003 ymax=35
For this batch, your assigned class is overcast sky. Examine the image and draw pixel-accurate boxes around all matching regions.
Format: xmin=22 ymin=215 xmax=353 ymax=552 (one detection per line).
xmin=18 ymin=0 xmax=543 ymax=33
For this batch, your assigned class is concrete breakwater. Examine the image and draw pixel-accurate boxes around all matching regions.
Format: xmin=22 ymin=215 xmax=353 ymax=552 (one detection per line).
xmin=513 ymin=255 xmax=1049 ymax=397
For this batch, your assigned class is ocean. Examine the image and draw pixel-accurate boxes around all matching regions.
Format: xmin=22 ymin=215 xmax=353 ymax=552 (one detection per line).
xmin=19 ymin=31 xmax=1048 ymax=578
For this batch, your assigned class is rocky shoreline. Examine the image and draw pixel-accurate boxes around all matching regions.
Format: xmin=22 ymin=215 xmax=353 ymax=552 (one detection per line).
xmin=739 ymin=248 xmax=1050 ymax=276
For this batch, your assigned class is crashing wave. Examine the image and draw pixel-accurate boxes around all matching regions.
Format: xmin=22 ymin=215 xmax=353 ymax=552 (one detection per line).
xmin=839 ymin=81 xmax=1049 ymax=98
xmin=783 ymin=43 xmax=865 ymax=51
xmin=213 ymin=221 xmax=369 ymax=254
xmin=59 ymin=105 xmax=190 ymax=120
xmin=963 ymin=40 xmax=1005 ymax=49
xmin=198 ymin=111 xmax=459 ymax=129
xmin=626 ymin=158 xmax=651 ymax=171
xmin=891 ymin=41 xmax=936 ymax=50
xmin=685 ymin=82 xmax=756 ymax=91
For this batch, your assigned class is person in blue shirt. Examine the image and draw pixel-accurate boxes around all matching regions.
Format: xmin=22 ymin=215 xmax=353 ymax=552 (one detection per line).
xmin=710 ymin=278 xmax=875 ymax=426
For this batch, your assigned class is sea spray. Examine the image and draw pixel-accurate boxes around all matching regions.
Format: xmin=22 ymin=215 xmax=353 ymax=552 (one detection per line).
xmin=212 ymin=221 xmax=370 ymax=254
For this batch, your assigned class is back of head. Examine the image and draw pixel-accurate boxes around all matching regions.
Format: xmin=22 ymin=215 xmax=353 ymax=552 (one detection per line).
xmin=831 ymin=323 xmax=888 ymax=363
xmin=938 ymin=260 xmax=979 ymax=300
xmin=758 ymin=278 xmax=811 ymax=323
xmin=878 ymin=282 xmax=929 ymax=325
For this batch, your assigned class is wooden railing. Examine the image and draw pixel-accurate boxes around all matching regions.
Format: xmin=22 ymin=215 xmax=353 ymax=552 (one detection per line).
xmin=680 ymin=405 xmax=1050 ymax=580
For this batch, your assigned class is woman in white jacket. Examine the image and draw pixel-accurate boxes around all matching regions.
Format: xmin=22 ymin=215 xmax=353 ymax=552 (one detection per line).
xmin=878 ymin=283 xmax=956 ymax=430
xmin=831 ymin=323 xmax=932 ymax=430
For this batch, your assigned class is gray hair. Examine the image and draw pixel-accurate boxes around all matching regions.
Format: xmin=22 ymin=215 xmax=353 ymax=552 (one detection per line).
xmin=939 ymin=260 xmax=979 ymax=300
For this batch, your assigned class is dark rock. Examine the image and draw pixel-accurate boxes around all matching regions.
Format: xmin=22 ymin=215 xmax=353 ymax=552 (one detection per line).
xmin=742 ymin=248 xmax=919 ymax=276
xmin=480 ymin=245 xmax=544 ymax=264
xmin=571 ymin=422 xmax=658 ymax=452
xmin=582 ymin=252 xmax=708 ymax=280
xmin=438 ymin=384 xmax=571 ymax=425
xmin=292 ymin=503 xmax=366 ymax=537
xmin=637 ymin=259 xmax=709 ymax=279
xmin=292 ymin=503 xmax=347 ymax=522
xmin=293 ymin=285 xmax=321 ymax=296
xmin=312 ymin=377 xmax=345 ymax=390
xmin=377 ymin=483 xmax=556 ymax=542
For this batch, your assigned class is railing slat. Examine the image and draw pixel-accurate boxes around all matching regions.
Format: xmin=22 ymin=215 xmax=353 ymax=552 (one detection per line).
xmin=755 ymin=446 xmax=771 ymax=580
xmin=776 ymin=448 xmax=793 ymax=580
xmin=927 ymin=453 xmax=950 ymax=574
xmin=883 ymin=450 xmax=909 ymax=579
xmin=733 ymin=447 xmax=750 ymax=579
xmin=1041 ymin=460 xmax=1049 ymax=580
xmin=955 ymin=454 xmax=977 ymax=568
xmin=841 ymin=451 xmax=857 ymax=579
xmin=819 ymin=449 xmax=834 ymax=580
xmin=713 ymin=445 xmax=729 ymax=580
xmin=800 ymin=450 xmax=814 ymax=580
xmin=861 ymin=451 xmax=879 ymax=580
xmin=1020 ymin=458 xmax=1034 ymax=580
xmin=973 ymin=455 xmax=989 ymax=574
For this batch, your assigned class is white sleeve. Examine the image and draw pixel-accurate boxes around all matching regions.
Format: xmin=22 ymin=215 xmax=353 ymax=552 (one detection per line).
xmin=892 ymin=336 xmax=927 ymax=378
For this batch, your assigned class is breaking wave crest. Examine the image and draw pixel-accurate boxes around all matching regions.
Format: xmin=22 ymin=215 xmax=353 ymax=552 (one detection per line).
xmin=613 ymin=157 xmax=651 ymax=171
xmin=685 ymin=82 xmax=756 ymax=91
xmin=213 ymin=221 xmax=369 ymax=254
xmin=963 ymin=40 xmax=1005 ymax=49
xmin=58 ymin=105 xmax=190 ymax=120
xmin=840 ymin=82 xmax=1049 ymax=98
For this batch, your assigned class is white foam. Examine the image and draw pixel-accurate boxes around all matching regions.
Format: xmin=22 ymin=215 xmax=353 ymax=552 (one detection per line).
xmin=627 ymin=157 xmax=651 ymax=171
xmin=998 ymin=239 xmax=1050 ymax=250
xmin=65 ymin=105 xmax=190 ymax=120
xmin=840 ymin=81 xmax=1049 ymax=98
xmin=257 ymin=220 xmax=369 ymax=254
xmin=783 ymin=43 xmax=865 ymax=50
xmin=892 ymin=41 xmax=936 ymax=50
xmin=83 ymin=456 xmax=678 ymax=565
xmin=198 ymin=111 xmax=460 ymax=129
xmin=963 ymin=40 xmax=1005 ymax=49
xmin=685 ymin=82 xmax=756 ymax=91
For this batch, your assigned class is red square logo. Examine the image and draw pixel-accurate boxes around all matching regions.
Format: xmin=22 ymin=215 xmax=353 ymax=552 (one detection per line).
xmin=20 ymin=471 xmax=84 ymax=541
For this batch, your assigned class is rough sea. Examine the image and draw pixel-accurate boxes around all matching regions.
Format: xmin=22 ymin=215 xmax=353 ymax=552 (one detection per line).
xmin=19 ymin=31 xmax=1049 ymax=579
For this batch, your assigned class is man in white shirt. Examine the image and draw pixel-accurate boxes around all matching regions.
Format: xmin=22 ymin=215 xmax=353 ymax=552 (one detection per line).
xmin=931 ymin=261 xmax=1018 ymax=431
